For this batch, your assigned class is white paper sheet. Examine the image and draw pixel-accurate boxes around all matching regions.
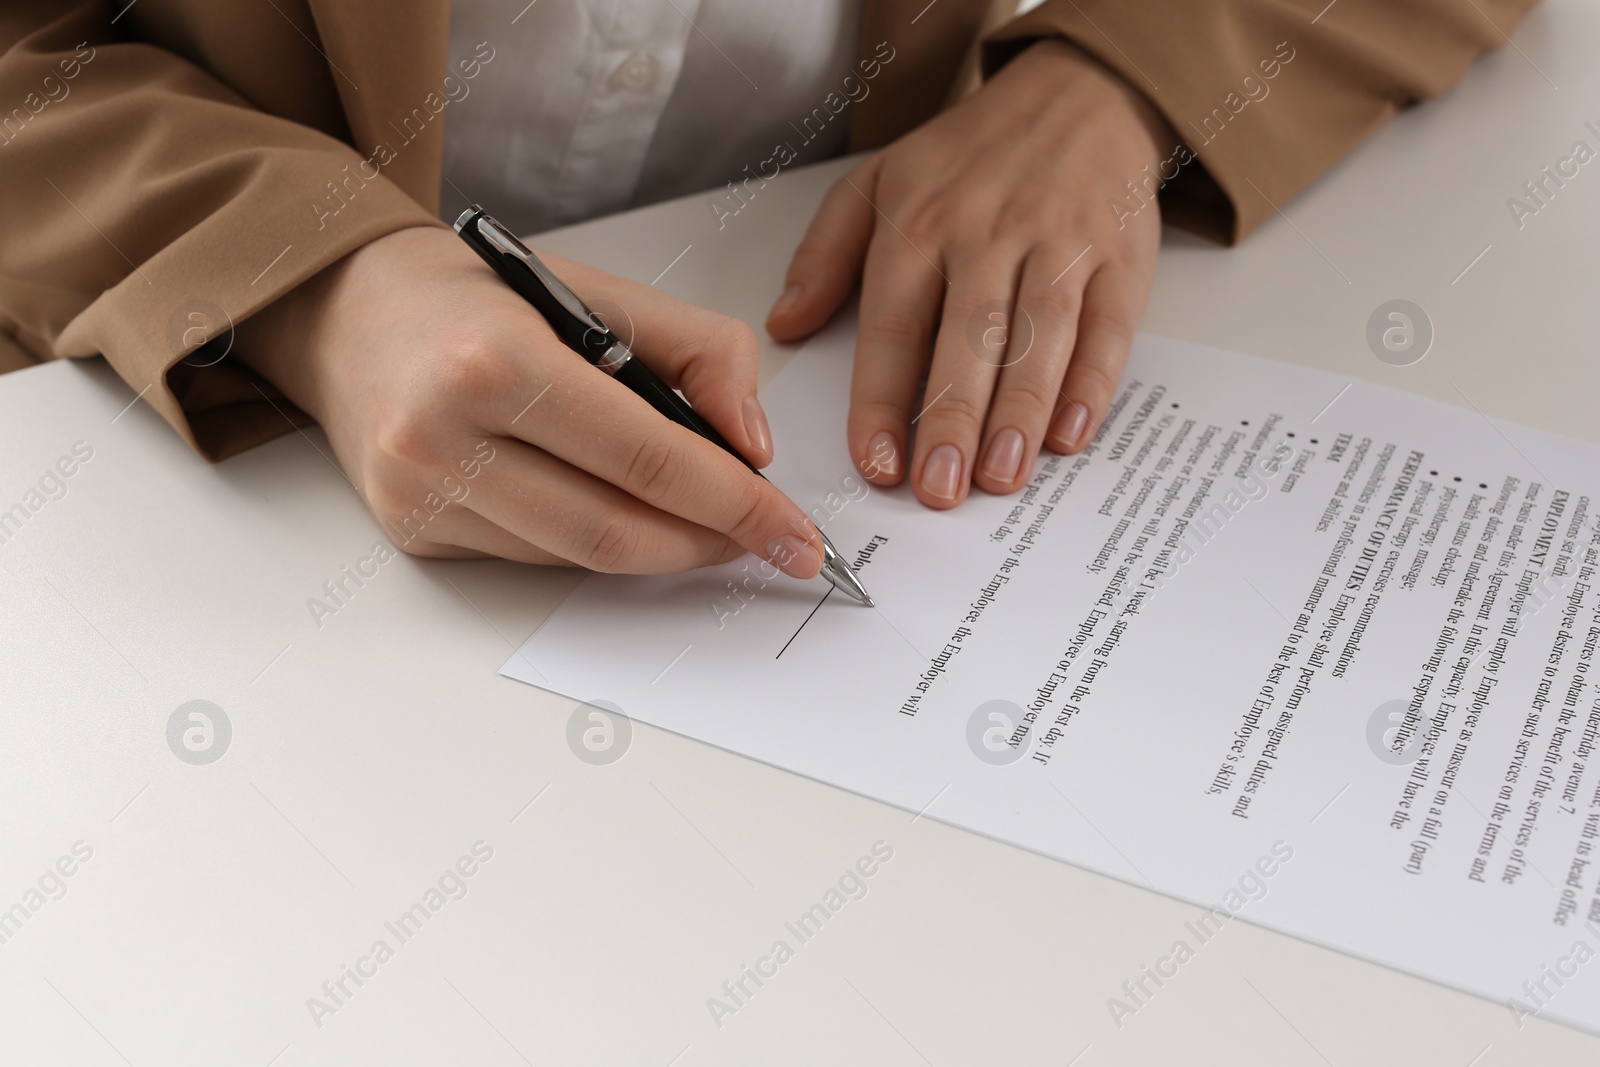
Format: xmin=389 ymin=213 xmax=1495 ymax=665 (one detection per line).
xmin=504 ymin=314 xmax=1600 ymax=1033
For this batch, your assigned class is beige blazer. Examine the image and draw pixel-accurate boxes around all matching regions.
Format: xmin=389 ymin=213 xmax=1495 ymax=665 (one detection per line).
xmin=0 ymin=0 xmax=1536 ymax=457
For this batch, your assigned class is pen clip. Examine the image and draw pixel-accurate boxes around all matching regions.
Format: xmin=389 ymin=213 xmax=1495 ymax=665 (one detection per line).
xmin=471 ymin=212 xmax=604 ymax=332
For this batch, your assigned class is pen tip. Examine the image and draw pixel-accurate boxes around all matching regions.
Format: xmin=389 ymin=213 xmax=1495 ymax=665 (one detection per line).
xmin=862 ymin=594 xmax=875 ymax=608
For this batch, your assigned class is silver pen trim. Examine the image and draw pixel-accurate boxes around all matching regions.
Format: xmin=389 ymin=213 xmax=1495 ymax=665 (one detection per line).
xmin=457 ymin=208 xmax=606 ymax=334
xmin=818 ymin=534 xmax=874 ymax=607
xmin=596 ymin=342 xmax=633 ymax=376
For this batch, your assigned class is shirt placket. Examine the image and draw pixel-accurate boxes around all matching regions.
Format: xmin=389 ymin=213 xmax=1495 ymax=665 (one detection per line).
xmin=551 ymin=0 xmax=700 ymax=223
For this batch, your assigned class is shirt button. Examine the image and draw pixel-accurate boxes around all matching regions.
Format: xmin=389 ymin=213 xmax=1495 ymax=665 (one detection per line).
xmin=609 ymin=51 xmax=658 ymax=91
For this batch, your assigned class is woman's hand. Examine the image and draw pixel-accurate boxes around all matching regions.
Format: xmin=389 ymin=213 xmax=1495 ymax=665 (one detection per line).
xmin=236 ymin=226 xmax=828 ymax=576
xmin=767 ymin=38 xmax=1171 ymax=508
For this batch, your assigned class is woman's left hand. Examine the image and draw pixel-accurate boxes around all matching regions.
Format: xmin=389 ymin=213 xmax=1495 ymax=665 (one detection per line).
xmin=767 ymin=38 xmax=1173 ymax=508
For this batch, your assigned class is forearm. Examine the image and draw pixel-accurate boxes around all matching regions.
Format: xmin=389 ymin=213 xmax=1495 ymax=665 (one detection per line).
xmin=0 ymin=2 xmax=441 ymax=458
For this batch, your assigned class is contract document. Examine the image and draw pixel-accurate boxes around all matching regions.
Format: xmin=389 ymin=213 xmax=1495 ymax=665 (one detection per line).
xmin=504 ymin=315 xmax=1600 ymax=1033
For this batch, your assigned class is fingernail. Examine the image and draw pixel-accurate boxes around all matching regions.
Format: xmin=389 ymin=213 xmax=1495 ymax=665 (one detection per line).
xmin=1055 ymin=401 xmax=1089 ymax=451
xmin=742 ymin=395 xmax=772 ymax=458
xmin=922 ymin=444 xmax=963 ymax=502
xmin=768 ymin=534 xmax=822 ymax=578
xmin=770 ymin=284 xmax=803 ymax=320
xmin=866 ymin=431 xmax=900 ymax=479
xmin=981 ymin=427 xmax=1025 ymax=484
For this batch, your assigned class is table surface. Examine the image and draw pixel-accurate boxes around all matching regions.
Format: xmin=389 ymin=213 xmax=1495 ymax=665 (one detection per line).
xmin=4 ymin=3 xmax=1599 ymax=1063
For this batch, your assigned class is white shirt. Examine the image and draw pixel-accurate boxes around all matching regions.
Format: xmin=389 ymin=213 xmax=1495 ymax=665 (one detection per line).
xmin=443 ymin=0 xmax=862 ymax=236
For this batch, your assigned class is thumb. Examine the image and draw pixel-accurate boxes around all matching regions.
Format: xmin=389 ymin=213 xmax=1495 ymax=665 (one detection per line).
xmin=542 ymin=253 xmax=778 ymax=469
xmin=648 ymin=315 xmax=775 ymax=469
xmin=766 ymin=157 xmax=879 ymax=342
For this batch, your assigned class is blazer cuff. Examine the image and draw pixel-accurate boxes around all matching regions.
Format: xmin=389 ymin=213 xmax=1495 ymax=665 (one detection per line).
xmin=2 ymin=5 xmax=447 ymax=461
xmin=983 ymin=0 xmax=1539 ymax=245
xmin=55 ymin=172 xmax=444 ymax=461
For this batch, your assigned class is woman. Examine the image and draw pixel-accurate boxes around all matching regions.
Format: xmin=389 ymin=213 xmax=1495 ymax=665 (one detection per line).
xmin=0 ymin=0 xmax=1535 ymax=579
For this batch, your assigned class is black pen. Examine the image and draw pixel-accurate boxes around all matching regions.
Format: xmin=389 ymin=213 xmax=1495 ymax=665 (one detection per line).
xmin=454 ymin=206 xmax=874 ymax=607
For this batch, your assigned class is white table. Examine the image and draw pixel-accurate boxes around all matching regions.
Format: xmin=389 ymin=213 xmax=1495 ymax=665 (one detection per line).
xmin=3 ymin=3 xmax=1597 ymax=1062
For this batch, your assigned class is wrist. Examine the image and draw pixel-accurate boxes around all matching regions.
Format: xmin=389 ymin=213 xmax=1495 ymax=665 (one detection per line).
xmin=234 ymin=225 xmax=441 ymax=423
xmin=1011 ymin=37 xmax=1175 ymax=169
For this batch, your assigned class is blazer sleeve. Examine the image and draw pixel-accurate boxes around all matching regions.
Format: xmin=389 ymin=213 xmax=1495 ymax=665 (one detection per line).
xmin=984 ymin=0 xmax=1543 ymax=244
xmin=0 ymin=3 xmax=442 ymax=458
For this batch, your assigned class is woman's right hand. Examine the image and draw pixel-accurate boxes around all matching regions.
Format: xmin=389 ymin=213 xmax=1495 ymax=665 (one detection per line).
xmin=235 ymin=225 xmax=827 ymax=578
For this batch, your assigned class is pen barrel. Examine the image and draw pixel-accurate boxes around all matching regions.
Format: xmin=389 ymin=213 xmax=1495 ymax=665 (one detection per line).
xmin=456 ymin=210 xmax=613 ymax=363
xmin=454 ymin=207 xmax=764 ymax=478
xmin=611 ymin=357 xmax=761 ymax=475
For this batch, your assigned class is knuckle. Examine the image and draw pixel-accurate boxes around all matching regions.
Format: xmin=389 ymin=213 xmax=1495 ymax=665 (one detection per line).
xmin=925 ymin=391 xmax=987 ymax=436
xmin=394 ymin=536 xmax=443 ymax=560
xmin=375 ymin=496 xmax=443 ymax=551
xmin=994 ymin=197 xmax=1045 ymax=240
xmin=1027 ymin=283 xmax=1083 ymax=322
xmin=898 ymin=212 xmax=944 ymax=249
xmin=663 ymin=314 xmax=757 ymax=380
xmin=897 ymin=197 xmax=953 ymax=243
xmin=437 ymin=337 xmax=518 ymax=401
xmin=622 ymin=433 xmax=686 ymax=502
xmin=1081 ymin=308 xmax=1137 ymax=350
xmin=374 ymin=408 xmax=442 ymax=466
xmin=584 ymin=515 xmax=645 ymax=573
xmin=859 ymin=307 xmax=927 ymax=349
xmin=1070 ymin=360 xmax=1121 ymax=404
xmin=705 ymin=536 xmax=744 ymax=567
xmin=991 ymin=382 xmax=1053 ymax=424
xmin=363 ymin=479 xmax=411 ymax=522
xmin=708 ymin=315 xmax=759 ymax=362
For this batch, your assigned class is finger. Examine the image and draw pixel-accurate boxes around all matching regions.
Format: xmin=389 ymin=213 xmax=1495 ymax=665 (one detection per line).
xmin=497 ymin=369 xmax=825 ymax=579
xmin=538 ymin=253 xmax=774 ymax=467
xmin=847 ymin=227 xmax=946 ymax=488
xmin=468 ymin=438 xmax=753 ymax=574
xmin=972 ymin=247 xmax=1087 ymax=495
xmin=766 ymin=157 xmax=880 ymax=342
xmin=907 ymin=248 xmax=1022 ymax=509
xmin=388 ymin=504 xmax=570 ymax=566
xmin=1047 ymin=264 xmax=1146 ymax=454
